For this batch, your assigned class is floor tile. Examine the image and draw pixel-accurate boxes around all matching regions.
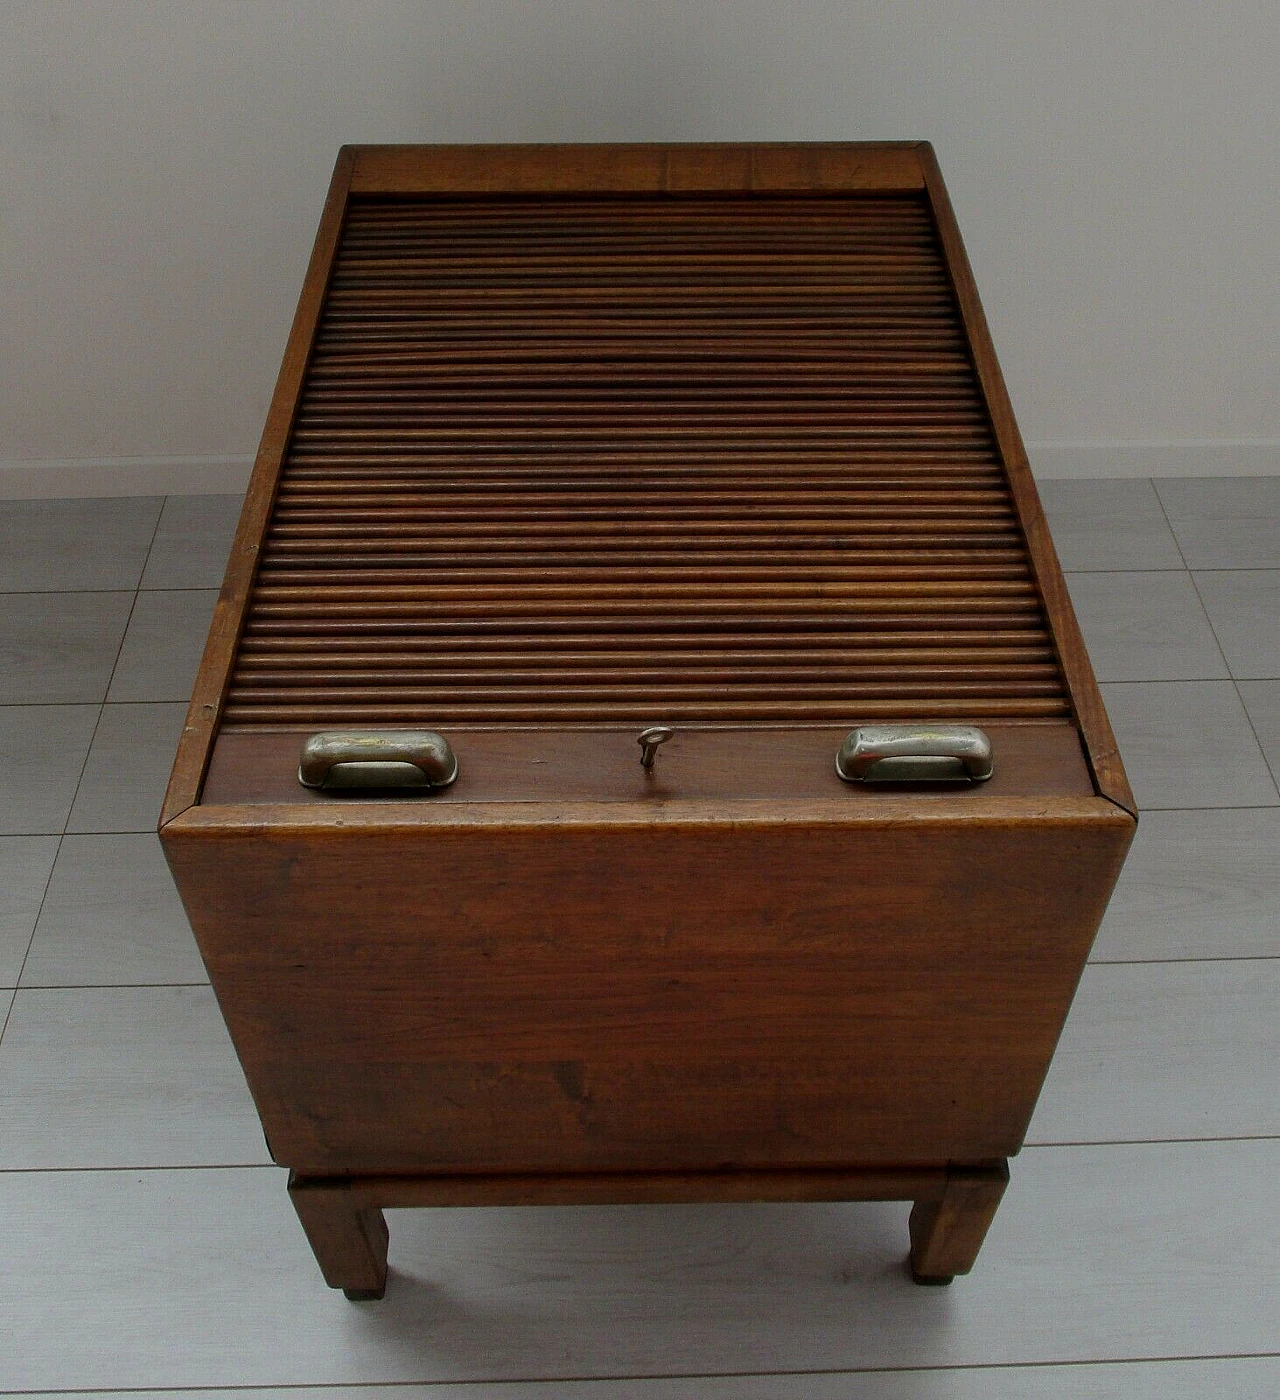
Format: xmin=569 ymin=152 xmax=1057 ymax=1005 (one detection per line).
xmin=0 ymin=591 xmax=134 ymax=703
xmin=1155 ymin=476 xmax=1280 ymax=568
xmin=0 ymin=986 xmax=267 ymax=1168
xmin=21 ymin=833 xmax=206 ymax=986
xmin=1194 ymin=570 xmax=1280 ymax=679
xmin=1036 ymin=479 xmax=1183 ymax=571
xmin=2 ymin=1141 xmax=1278 ymax=1388
xmin=66 ymin=702 xmax=186 ymax=833
xmin=1238 ymin=679 xmax=1280 ymax=786
xmin=1064 ymin=571 xmax=1225 ymax=681
xmin=0 ymin=704 xmax=100 ymax=835
xmin=1099 ymin=681 xmax=1279 ymax=808
xmin=1030 ymin=961 xmax=1280 ymax=1143
xmin=1092 ymin=808 xmax=1280 ymax=961
xmin=5 ymin=481 xmax=1278 ymax=1399
xmin=141 ymin=494 xmax=244 ymax=589
xmin=108 ymin=589 xmax=218 ymax=702
xmin=0 ymin=835 xmax=60 ymax=986
xmin=4 ymin=1356 xmax=1278 ymax=1398
xmin=0 ymin=496 xmax=162 ymax=591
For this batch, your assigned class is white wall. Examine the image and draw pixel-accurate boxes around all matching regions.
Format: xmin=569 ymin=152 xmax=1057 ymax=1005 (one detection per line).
xmin=2 ymin=1 xmax=1277 ymax=493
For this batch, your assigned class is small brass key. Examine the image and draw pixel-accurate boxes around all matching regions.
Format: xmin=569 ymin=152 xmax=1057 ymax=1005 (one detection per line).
xmin=637 ymin=726 xmax=675 ymax=770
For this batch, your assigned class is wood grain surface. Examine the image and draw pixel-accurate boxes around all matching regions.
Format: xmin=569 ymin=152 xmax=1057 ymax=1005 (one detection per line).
xmin=163 ymin=808 xmax=1131 ymax=1175
xmin=349 ymin=143 xmax=928 ymax=195
xmin=158 ymin=142 xmax=1137 ymax=1292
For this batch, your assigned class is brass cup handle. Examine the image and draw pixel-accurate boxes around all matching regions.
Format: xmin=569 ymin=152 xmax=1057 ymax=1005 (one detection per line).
xmin=836 ymin=725 xmax=993 ymax=784
xmin=298 ymin=730 xmax=458 ymax=791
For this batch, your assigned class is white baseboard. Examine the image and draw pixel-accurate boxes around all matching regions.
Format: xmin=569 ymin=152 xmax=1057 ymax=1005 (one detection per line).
xmin=0 ymin=455 xmax=254 ymax=498
xmin=1028 ymin=440 xmax=1280 ymax=479
xmin=1 ymin=442 xmax=1277 ymax=497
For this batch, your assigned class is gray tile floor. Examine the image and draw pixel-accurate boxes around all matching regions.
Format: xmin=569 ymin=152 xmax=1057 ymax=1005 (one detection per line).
xmin=0 ymin=482 xmax=1277 ymax=1396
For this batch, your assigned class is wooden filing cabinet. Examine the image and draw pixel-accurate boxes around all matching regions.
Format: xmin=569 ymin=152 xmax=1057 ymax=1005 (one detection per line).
xmin=160 ymin=142 xmax=1135 ymax=1298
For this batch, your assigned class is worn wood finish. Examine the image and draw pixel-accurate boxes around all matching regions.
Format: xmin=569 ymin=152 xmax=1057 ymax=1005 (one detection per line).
xmin=160 ymin=142 xmax=1136 ymax=1297
xmin=162 ymin=808 xmax=1131 ymax=1176
xmin=162 ymin=791 xmax=1131 ymax=835
xmin=199 ymin=721 xmax=1092 ymax=806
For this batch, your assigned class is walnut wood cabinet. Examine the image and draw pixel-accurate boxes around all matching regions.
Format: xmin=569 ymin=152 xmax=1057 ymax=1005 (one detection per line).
xmin=160 ymin=143 xmax=1135 ymax=1299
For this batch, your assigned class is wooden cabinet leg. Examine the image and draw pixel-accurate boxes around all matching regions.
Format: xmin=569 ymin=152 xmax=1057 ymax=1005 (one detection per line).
xmin=908 ymin=1160 xmax=1009 ymax=1284
xmin=287 ymin=1173 xmax=389 ymax=1299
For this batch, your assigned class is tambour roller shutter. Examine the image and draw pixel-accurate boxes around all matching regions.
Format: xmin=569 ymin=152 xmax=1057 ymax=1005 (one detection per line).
xmin=221 ymin=190 xmax=1071 ymax=729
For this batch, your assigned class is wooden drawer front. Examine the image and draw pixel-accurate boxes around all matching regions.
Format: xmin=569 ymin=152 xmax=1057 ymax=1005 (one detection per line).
xmin=168 ymin=814 xmax=1130 ymax=1175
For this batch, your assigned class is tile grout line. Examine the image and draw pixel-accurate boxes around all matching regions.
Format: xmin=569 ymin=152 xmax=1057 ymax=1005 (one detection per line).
xmin=2 ymin=1351 xmax=1280 ymax=1395
xmin=54 ymin=500 xmax=167 ymax=841
xmin=0 ymin=840 xmax=60 ymax=1048
xmin=1065 ymin=565 xmax=1279 ymax=576
xmin=7 ymin=953 xmax=1274 ymax=997
xmin=2 ymin=1134 xmax=1279 ymax=1178
xmin=0 ymin=701 xmax=213 ymax=711
xmin=1226 ymin=667 xmax=1280 ymax=796
xmin=0 ymin=584 xmax=221 ymax=596
xmin=7 ymin=948 xmax=1275 ymax=996
xmin=1025 ymin=1133 xmax=1280 ymax=1148
xmin=1083 ymin=954 xmax=1280 ymax=967
xmin=1088 ymin=954 xmax=1280 ymax=966
xmin=14 ymin=982 xmax=212 ymax=992
xmin=11 ymin=954 xmax=1280 ymax=995
xmin=1076 ymin=678 xmax=1280 ymax=689
xmin=0 ymin=1163 xmax=277 ymax=1175
xmin=1149 ymin=480 xmax=1280 ymax=801
xmin=101 ymin=497 xmax=167 ymax=706
xmin=1 ymin=500 xmax=171 ymax=1020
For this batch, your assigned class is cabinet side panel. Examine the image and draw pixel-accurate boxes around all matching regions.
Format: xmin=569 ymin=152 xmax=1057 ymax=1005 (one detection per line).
xmin=160 ymin=148 xmax=355 ymax=824
xmin=917 ymin=145 xmax=1135 ymax=816
xmin=163 ymin=815 xmax=1131 ymax=1175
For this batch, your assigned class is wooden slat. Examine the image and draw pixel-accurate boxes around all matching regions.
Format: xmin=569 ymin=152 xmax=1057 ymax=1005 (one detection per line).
xmin=218 ymin=174 xmax=1075 ymax=731
xmin=348 ymin=142 xmax=927 ymax=195
xmin=222 ymin=698 xmax=1071 ymax=725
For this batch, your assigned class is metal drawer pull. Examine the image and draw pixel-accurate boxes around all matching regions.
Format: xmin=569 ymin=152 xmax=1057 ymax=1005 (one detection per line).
xmin=298 ymin=730 xmax=459 ymax=791
xmin=836 ymin=725 xmax=993 ymax=784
